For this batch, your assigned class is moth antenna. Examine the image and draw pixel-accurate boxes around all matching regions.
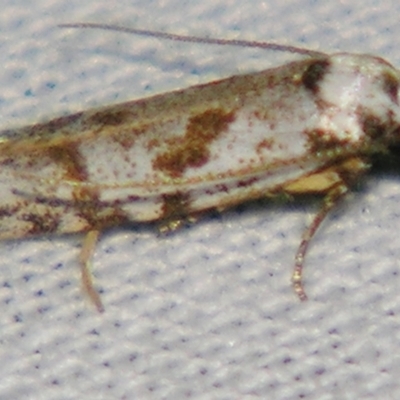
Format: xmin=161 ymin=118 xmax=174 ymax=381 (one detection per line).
xmin=59 ymin=22 xmax=325 ymax=58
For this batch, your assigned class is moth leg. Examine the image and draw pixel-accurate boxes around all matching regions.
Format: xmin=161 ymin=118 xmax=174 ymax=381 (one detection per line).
xmin=292 ymin=183 xmax=348 ymax=301
xmin=79 ymin=230 xmax=104 ymax=312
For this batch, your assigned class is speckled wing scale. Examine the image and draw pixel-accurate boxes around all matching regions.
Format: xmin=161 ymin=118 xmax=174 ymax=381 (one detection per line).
xmin=2 ymin=23 xmax=400 ymax=311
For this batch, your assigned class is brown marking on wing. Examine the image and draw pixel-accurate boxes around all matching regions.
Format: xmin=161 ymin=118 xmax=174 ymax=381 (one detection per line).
xmin=304 ymin=128 xmax=354 ymax=153
xmin=86 ymin=107 xmax=161 ymax=148
xmin=46 ymin=142 xmax=88 ymax=182
xmin=113 ymin=126 xmax=149 ymax=149
xmin=153 ymin=108 xmax=235 ymax=177
xmin=21 ymin=210 xmax=61 ymax=235
xmin=71 ymin=186 xmax=131 ymax=230
xmin=256 ymin=138 xmax=275 ymax=154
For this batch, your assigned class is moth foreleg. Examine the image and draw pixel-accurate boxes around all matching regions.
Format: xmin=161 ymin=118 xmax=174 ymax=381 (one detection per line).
xmin=292 ymin=183 xmax=349 ymax=301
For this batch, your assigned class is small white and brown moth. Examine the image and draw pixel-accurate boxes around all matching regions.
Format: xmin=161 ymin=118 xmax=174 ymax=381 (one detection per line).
xmin=2 ymin=23 xmax=400 ymax=311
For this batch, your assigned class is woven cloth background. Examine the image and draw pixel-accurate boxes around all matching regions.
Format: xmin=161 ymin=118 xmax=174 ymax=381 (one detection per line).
xmin=1 ymin=1 xmax=400 ymax=399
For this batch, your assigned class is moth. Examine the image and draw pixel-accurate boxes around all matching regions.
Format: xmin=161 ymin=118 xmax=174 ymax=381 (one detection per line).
xmin=2 ymin=23 xmax=400 ymax=311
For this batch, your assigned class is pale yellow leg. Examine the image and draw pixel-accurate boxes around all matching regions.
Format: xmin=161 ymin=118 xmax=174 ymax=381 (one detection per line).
xmin=79 ymin=230 xmax=104 ymax=312
xmin=292 ymin=184 xmax=348 ymax=301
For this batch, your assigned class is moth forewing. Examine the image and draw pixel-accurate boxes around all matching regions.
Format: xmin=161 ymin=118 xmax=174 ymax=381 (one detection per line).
xmin=2 ymin=25 xmax=400 ymax=310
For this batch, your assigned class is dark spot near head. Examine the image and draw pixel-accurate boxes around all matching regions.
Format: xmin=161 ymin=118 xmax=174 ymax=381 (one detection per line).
xmin=382 ymin=71 xmax=399 ymax=104
xmin=302 ymin=59 xmax=331 ymax=94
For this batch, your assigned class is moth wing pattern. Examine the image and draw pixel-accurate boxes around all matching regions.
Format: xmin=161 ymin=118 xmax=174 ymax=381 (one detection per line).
xmin=0 ymin=55 xmax=359 ymax=239
xmin=2 ymin=37 xmax=400 ymax=309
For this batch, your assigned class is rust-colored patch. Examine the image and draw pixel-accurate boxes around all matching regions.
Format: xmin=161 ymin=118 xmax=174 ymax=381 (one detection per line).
xmin=145 ymin=137 xmax=161 ymax=151
xmin=153 ymin=108 xmax=235 ymax=177
xmin=301 ymin=59 xmax=330 ymax=94
xmin=87 ymin=109 xmax=153 ymax=149
xmin=46 ymin=142 xmax=88 ymax=182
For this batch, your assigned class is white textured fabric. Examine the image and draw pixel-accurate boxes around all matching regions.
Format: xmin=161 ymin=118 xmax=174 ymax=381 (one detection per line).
xmin=1 ymin=1 xmax=400 ymax=399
